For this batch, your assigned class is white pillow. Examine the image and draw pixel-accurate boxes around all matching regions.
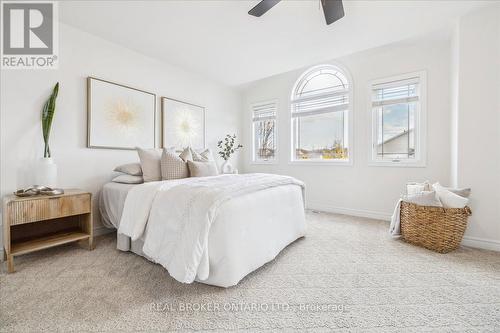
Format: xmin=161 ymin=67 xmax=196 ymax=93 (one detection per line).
xmin=113 ymin=163 xmax=142 ymax=176
xmin=406 ymin=181 xmax=431 ymax=195
xmin=136 ymin=148 xmax=162 ymax=182
xmin=445 ymin=187 xmax=471 ymax=198
xmin=112 ymin=174 xmax=144 ymax=184
xmin=404 ymin=191 xmax=442 ymax=207
xmin=160 ymin=148 xmax=192 ymax=180
xmin=187 ymin=160 xmax=219 ymax=177
xmin=432 ymin=183 xmax=469 ymax=208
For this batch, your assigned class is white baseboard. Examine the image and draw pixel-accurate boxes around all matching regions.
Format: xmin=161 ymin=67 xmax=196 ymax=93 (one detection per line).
xmin=307 ymin=202 xmax=392 ymax=221
xmin=461 ymin=236 xmax=500 ymax=252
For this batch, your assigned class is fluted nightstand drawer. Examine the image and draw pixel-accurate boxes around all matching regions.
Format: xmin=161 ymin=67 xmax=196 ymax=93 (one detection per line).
xmin=6 ymin=192 xmax=91 ymax=226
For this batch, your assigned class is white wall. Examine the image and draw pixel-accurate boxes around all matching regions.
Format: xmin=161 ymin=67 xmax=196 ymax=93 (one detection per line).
xmin=241 ymin=35 xmax=452 ymax=220
xmin=451 ymin=4 xmax=500 ymax=250
xmin=0 ymin=23 xmax=242 ymax=242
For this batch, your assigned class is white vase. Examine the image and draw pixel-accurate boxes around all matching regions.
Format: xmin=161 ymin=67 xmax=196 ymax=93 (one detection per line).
xmin=221 ymin=160 xmax=233 ymax=174
xmin=35 ymin=157 xmax=58 ymax=187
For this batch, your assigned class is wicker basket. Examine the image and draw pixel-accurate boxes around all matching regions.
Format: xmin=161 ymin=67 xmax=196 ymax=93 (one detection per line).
xmin=400 ymin=201 xmax=471 ymax=253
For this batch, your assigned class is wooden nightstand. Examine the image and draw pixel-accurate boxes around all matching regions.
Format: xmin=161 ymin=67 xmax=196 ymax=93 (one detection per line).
xmin=2 ymin=189 xmax=93 ymax=273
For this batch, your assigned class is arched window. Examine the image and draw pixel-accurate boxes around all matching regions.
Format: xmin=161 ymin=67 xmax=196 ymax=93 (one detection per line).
xmin=291 ymin=64 xmax=352 ymax=162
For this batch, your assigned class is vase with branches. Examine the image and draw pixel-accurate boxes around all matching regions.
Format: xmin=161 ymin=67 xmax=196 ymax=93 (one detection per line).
xmin=217 ymin=134 xmax=242 ymax=173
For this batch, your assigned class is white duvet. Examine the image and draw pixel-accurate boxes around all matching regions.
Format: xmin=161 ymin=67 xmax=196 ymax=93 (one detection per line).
xmin=118 ymin=173 xmax=305 ymax=284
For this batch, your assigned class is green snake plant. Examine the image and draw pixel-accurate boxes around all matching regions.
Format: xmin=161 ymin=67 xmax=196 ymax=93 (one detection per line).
xmin=41 ymin=82 xmax=59 ymax=158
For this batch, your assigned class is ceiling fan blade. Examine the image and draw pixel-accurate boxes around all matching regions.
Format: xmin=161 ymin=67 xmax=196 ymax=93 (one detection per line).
xmin=321 ymin=0 xmax=345 ymax=25
xmin=248 ymin=0 xmax=281 ymax=17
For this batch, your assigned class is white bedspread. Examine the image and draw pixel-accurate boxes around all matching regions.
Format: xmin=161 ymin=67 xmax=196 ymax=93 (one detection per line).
xmin=118 ymin=173 xmax=305 ymax=284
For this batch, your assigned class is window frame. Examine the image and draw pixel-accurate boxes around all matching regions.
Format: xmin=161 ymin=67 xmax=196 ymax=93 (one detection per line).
xmin=250 ymin=99 xmax=279 ymax=165
xmin=368 ymin=71 xmax=427 ymax=167
xmin=289 ymin=63 xmax=354 ymax=166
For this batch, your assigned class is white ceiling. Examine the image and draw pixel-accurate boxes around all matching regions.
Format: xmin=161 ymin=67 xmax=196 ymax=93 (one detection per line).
xmin=60 ymin=0 xmax=491 ymax=86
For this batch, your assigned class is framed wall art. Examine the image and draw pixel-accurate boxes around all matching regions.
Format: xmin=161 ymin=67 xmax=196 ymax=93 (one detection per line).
xmin=87 ymin=77 xmax=156 ymax=150
xmin=161 ymin=97 xmax=205 ymax=151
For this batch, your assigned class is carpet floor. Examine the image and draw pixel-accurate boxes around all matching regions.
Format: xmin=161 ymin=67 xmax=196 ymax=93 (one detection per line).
xmin=1 ymin=211 xmax=499 ymax=332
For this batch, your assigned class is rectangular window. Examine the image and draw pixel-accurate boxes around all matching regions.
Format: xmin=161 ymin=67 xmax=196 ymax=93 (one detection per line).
xmin=292 ymin=109 xmax=348 ymax=161
xmin=370 ymin=72 xmax=426 ymax=166
xmin=252 ymin=101 xmax=277 ymax=162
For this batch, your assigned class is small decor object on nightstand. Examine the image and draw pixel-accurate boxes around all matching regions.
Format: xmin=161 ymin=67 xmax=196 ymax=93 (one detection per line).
xmin=217 ymin=134 xmax=242 ymax=174
xmin=14 ymin=186 xmax=64 ymax=197
xmin=2 ymin=189 xmax=93 ymax=273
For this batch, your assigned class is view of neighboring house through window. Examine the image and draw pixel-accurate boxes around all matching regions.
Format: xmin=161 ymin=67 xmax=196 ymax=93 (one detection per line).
xmin=252 ymin=101 xmax=277 ymax=162
xmin=371 ymin=71 xmax=426 ymax=165
xmin=291 ymin=64 xmax=351 ymax=162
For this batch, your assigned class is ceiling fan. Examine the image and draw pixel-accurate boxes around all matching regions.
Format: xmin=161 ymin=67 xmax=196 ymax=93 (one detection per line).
xmin=248 ymin=0 xmax=345 ymax=25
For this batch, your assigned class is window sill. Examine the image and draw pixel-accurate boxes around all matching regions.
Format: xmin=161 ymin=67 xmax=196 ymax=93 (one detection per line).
xmin=249 ymin=160 xmax=278 ymax=165
xmin=369 ymin=160 xmax=426 ymax=168
xmin=289 ymin=159 xmax=352 ymax=166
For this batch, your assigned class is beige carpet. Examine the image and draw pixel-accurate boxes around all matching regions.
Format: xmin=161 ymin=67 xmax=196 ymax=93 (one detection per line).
xmin=1 ymin=211 xmax=499 ymax=332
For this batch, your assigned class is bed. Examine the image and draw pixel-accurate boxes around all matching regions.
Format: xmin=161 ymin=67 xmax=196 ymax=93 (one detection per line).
xmin=99 ymin=173 xmax=306 ymax=287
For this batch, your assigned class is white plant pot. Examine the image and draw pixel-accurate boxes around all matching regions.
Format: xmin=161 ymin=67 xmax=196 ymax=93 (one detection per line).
xmin=35 ymin=157 xmax=58 ymax=187
xmin=221 ymin=160 xmax=234 ymax=174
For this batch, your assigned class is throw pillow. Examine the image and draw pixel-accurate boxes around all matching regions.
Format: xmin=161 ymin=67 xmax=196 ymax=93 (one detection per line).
xmin=432 ymin=182 xmax=469 ymax=208
xmin=404 ymin=191 xmax=442 ymax=207
xmin=187 ymin=160 xmax=219 ymax=177
xmin=113 ymin=163 xmax=142 ymax=176
xmin=136 ymin=148 xmax=162 ymax=182
xmin=406 ymin=181 xmax=431 ymax=195
xmin=445 ymin=187 xmax=471 ymax=198
xmin=190 ymin=148 xmax=214 ymax=162
xmin=160 ymin=148 xmax=192 ymax=180
xmin=112 ymin=174 xmax=144 ymax=184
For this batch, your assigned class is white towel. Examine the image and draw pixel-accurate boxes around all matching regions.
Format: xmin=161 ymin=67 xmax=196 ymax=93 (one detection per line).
xmin=389 ymin=199 xmax=402 ymax=236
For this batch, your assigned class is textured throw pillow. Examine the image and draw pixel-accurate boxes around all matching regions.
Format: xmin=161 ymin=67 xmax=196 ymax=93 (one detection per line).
xmin=179 ymin=147 xmax=193 ymax=162
xmin=113 ymin=163 xmax=142 ymax=176
xmin=112 ymin=174 xmax=144 ymax=184
xmin=404 ymin=191 xmax=442 ymax=207
xmin=160 ymin=148 xmax=192 ymax=180
xmin=432 ymin=183 xmax=469 ymax=208
xmin=187 ymin=160 xmax=219 ymax=177
xmin=190 ymin=148 xmax=214 ymax=162
xmin=136 ymin=148 xmax=162 ymax=182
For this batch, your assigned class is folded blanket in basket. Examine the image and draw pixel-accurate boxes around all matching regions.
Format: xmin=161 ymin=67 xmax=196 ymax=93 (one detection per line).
xmin=389 ymin=199 xmax=403 ymax=236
